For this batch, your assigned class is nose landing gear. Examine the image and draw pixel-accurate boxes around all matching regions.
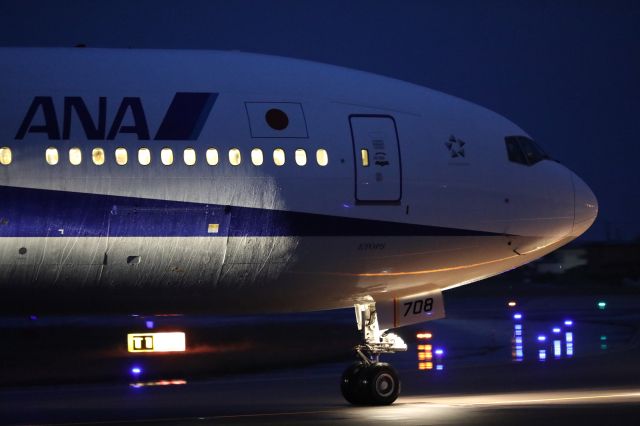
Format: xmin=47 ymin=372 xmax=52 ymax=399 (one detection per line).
xmin=341 ymin=301 xmax=407 ymax=405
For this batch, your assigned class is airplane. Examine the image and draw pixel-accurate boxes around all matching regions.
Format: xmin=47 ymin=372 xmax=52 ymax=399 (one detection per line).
xmin=0 ymin=47 xmax=597 ymax=405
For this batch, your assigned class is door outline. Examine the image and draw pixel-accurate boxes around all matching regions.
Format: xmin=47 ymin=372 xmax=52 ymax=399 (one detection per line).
xmin=349 ymin=114 xmax=403 ymax=205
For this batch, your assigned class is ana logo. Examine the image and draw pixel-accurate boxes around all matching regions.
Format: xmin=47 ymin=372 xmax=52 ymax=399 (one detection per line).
xmin=445 ymin=134 xmax=466 ymax=158
xmin=15 ymin=92 xmax=217 ymax=141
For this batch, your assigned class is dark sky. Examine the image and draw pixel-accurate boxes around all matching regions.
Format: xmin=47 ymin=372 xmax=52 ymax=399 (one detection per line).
xmin=1 ymin=0 xmax=638 ymax=241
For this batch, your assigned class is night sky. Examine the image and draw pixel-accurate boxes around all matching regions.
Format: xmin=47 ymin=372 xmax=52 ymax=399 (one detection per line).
xmin=1 ymin=0 xmax=638 ymax=241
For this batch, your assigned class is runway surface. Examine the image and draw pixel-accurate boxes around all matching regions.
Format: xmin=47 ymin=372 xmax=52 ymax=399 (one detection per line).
xmin=1 ymin=293 xmax=639 ymax=425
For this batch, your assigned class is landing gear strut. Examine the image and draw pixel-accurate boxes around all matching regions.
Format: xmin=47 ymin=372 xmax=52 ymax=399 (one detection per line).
xmin=341 ymin=301 xmax=407 ymax=405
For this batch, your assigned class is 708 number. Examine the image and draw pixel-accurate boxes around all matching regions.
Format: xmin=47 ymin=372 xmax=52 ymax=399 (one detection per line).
xmin=403 ymin=298 xmax=434 ymax=316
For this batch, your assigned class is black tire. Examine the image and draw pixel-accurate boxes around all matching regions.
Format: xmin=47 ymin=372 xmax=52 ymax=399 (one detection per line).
xmin=340 ymin=362 xmax=368 ymax=405
xmin=365 ymin=363 xmax=400 ymax=405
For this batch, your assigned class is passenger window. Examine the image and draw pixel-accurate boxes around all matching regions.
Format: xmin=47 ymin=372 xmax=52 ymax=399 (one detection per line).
xmin=0 ymin=147 xmax=12 ymax=165
xmin=184 ymin=148 xmax=196 ymax=166
xmin=92 ymin=148 xmax=105 ymax=165
xmin=206 ymin=148 xmax=219 ymax=166
xmin=161 ymin=148 xmax=174 ymax=165
xmin=229 ymin=148 xmax=241 ymax=166
xmin=360 ymin=149 xmax=369 ymax=167
xmin=115 ymin=147 xmax=128 ymax=165
xmin=316 ymin=149 xmax=328 ymax=166
xmin=46 ymin=147 xmax=59 ymax=165
xmin=295 ymin=149 xmax=307 ymax=166
xmin=273 ymin=148 xmax=285 ymax=166
xmin=138 ymin=148 xmax=151 ymax=166
xmin=69 ymin=148 xmax=82 ymax=165
xmin=251 ymin=148 xmax=263 ymax=166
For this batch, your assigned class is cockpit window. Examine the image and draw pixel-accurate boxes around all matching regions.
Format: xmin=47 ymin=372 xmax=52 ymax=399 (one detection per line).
xmin=505 ymin=136 xmax=549 ymax=166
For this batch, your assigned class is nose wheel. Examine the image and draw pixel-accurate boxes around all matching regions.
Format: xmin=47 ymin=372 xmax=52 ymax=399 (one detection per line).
xmin=341 ymin=301 xmax=406 ymax=406
xmin=341 ymin=361 xmax=400 ymax=405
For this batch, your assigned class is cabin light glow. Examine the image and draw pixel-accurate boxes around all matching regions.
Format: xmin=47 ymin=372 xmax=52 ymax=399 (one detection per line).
xmin=416 ymin=332 xmax=432 ymax=340
xmin=115 ymin=147 xmax=127 ymax=165
xmin=0 ymin=147 xmax=11 ymax=165
xmin=564 ymin=320 xmax=573 ymax=326
xmin=69 ymin=147 xmax=82 ymax=165
xmin=537 ymin=335 xmax=546 ymax=342
xmin=434 ymin=348 xmax=444 ymax=356
xmin=552 ymin=327 xmax=561 ymax=334
xmin=127 ymin=332 xmax=186 ymax=353
xmin=206 ymin=148 xmax=218 ymax=165
xmin=92 ymin=148 xmax=105 ymax=165
xmin=361 ymin=149 xmax=369 ymax=167
xmin=295 ymin=149 xmax=307 ymax=166
xmin=251 ymin=148 xmax=264 ymax=166
xmin=183 ymin=148 xmax=196 ymax=166
xmin=508 ymin=301 xmax=517 ymax=307
xmin=316 ymin=149 xmax=328 ymax=166
xmin=161 ymin=148 xmax=174 ymax=165
xmin=513 ymin=313 xmax=522 ymax=320
xmin=229 ymin=148 xmax=241 ymax=166
xmin=538 ymin=349 xmax=547 ymax=361
xmin=138 ymin=148 xmax=151 ymax=165
xmin=273 ymin=148 xmax=285 ymax=166
xmin=46 ymin=147 xmax=59 ymax=165
xmin=597 ymin=301 xmax=607 ymax=310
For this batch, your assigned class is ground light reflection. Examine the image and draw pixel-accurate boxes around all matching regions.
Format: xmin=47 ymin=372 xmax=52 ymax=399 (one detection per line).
xmin=416 ymin=331 xmax=444 ymax=371
xmin=509 ymin=302 xmax=583 ymax=363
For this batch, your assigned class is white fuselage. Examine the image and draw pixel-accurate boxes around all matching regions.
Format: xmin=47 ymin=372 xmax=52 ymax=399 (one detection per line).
xmin=0 ymin=48 xmax=597 ymax=314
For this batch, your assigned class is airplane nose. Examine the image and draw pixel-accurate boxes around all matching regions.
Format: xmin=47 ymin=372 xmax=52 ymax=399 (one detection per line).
xmin=572 ymin=173 xmax=598 ymax=237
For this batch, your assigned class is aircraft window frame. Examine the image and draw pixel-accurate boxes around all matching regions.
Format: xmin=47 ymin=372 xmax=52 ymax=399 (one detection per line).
xmin=316 ymin=149 xmax=328 ymax=166
xmin=138 ymin=147 xmax=151 ymax=166
xmin=206 ymin=148 xmax=219 ymax=166
xmin=229 ymin=148 xmax=241 ymax=166
xmin=115 ymin=147 xmax=128 ymax=166
xmin=251 ymin=148 xmax=264 ymax=166
xmin=0 ymin=147 xmax=12 ymax=165
xmin=46 ymin=147 xmax=59 ymax=165
xmin=273 ymin=148 xmax=285 ymax=166
xmin=92 ymin=148 xmax=105 ymax=165
xmin=69 ymin=147 xmax=82 ymax=165
xmin=183 ymin=148 xmax=196 ymax=166
xmin=161 ymin=148 xmax=174 ymax=166
xmin=505 ymin=136 xmax=549 ymax=166
xmin=295 ymin=149 xmax=307 ymax=166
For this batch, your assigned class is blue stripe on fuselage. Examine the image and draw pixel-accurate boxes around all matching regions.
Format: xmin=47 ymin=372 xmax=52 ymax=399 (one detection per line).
xmin=0 ymin=186 xmax=503 ymax=238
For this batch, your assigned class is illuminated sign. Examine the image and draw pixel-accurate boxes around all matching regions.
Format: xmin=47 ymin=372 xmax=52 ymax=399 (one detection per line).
xmin=127 ymin=332 xmax=186 ymax=353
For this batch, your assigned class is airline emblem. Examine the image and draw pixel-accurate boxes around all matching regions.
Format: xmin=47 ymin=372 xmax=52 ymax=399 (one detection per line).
xmin=15 ymin=92 xmax=218 ymax=141
xmin=445 ymin=135 xmax=466 ymax=158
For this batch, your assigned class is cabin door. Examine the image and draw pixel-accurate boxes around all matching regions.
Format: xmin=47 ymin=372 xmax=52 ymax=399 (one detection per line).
xmin=350 ymin=115 xmax=402 ymax=202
